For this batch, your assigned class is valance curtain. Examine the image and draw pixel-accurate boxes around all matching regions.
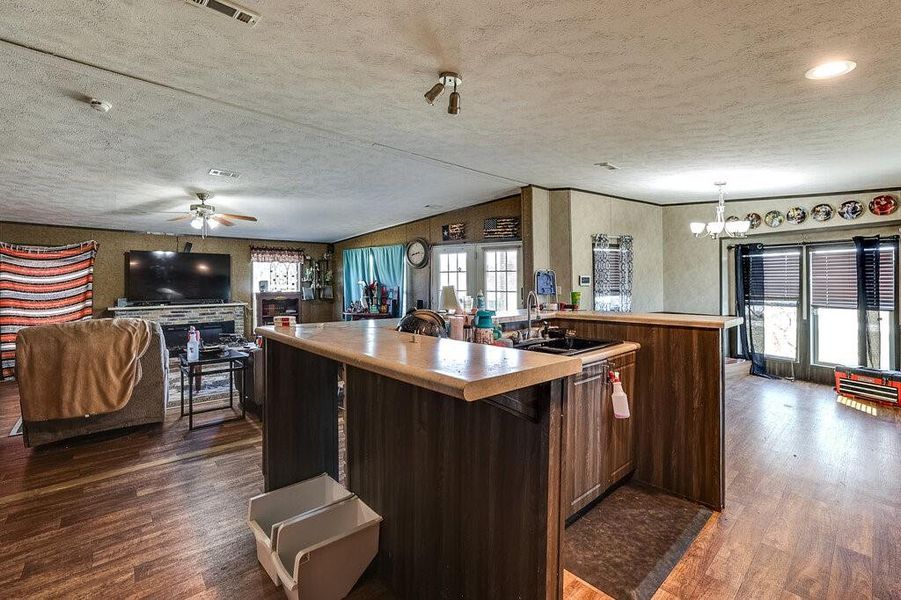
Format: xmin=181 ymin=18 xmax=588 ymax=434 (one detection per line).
xmin=342 ymin=248 xmax=370 ymax=306
xmin=370 ymin=245 xmax=404 ymax=296
xmin=0 ymin=241 xmax=98 ymax=381
xmin=250 ymin=246 xmax=305 ymax=263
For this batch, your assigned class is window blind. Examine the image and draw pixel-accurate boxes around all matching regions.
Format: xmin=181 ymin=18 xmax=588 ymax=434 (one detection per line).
xmin=810 ymin=245 xmax=895 ymax=310
xmin=744 ymin=248 xmax=801 ymax=303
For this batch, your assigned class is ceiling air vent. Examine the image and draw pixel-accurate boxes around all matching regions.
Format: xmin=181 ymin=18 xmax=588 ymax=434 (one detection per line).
xmin=185 ymin=0 xmax=260 ymax=26
xmin=208 ymin=168 xmax=241 ymax=178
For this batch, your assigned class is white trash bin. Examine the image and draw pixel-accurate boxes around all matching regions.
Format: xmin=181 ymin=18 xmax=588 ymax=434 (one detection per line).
xmin=272 ymin=496 xmax=382 ymax=600
xmin=247 ymin=473 xmax=353 ymax=585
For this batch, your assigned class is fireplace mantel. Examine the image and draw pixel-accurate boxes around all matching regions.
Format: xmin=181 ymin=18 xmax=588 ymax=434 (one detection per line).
xmin=108 ymin=302 xmax=247 ymax=312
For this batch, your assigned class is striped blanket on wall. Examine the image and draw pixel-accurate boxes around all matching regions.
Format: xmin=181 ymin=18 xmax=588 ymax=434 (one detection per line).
xmin=0 ymin=241 xmax=98 ymax=381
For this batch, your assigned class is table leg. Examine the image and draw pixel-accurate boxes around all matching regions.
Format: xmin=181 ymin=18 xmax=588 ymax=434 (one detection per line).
xmin=228 ymin=360 xmax=234 ymax=410
xmin=241 ymin=360 xmax=247 ymax=419
xmin=188 ymin=366 xmax=194 ymax=430
xmin=180 ymin=367 xmax=185 ymax=417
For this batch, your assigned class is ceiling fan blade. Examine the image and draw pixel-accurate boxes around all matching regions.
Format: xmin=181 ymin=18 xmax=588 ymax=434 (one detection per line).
xmin=168 ymin=215 xmax=193 ymax=222
xmin=210 ymin=215 xmax=235 ymax=226
xmin=219 ymin=213 xmax=258 ymax=222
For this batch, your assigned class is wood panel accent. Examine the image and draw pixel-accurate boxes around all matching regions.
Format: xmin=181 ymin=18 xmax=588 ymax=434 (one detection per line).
xmin=345 ymin=366 xmax=564 ymax=600
xmin=263 ymin=340 xmax=339 ymax=491
xmin=554 ymin=319 xmax=725 ymax=510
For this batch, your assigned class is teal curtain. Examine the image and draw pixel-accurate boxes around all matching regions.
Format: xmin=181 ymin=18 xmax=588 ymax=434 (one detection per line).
xmin=343 ymin=248 xmax=370 ymax=309
xmin=371 ymin=244 xmax=405 ymax=315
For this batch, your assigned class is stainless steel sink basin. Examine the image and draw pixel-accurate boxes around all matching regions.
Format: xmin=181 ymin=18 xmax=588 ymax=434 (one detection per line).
xmin=514 ymin=337 xmax=621 ymax=356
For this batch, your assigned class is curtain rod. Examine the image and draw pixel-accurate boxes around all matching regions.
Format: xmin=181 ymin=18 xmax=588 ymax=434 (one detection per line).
xmin=726 ymin=235 xmax=899 ymax=251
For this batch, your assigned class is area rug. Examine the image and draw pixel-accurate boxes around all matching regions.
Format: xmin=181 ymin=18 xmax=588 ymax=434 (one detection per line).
xmin=9 ymin=417 xmax=23 ymax=437
xmin=563 ymin=481 xmax=712 ymax=600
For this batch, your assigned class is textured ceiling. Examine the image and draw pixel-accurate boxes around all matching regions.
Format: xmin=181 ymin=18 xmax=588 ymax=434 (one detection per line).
xmin=0 ymin=0 xmax=899 ymax=241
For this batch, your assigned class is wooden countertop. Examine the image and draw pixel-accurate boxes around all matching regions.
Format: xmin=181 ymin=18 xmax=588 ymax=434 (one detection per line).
xmin=256 ymin=321 xmax=584 ymax=402
xmin=492 ymin=309 xmax=742 ymax=329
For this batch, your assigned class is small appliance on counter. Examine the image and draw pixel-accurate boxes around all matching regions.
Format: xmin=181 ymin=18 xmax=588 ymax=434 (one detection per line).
xmin=396 ymin=309 xmax=447 ymax=338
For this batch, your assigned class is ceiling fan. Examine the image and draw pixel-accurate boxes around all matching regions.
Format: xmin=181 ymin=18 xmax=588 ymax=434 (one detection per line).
xmin=168 ymin=192 xmax=258 ymax=238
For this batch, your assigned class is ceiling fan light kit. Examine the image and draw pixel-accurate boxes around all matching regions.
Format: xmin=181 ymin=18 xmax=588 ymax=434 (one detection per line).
xmin=168 ymin=192 xmax=257 ymax=238
xmin=424 ymin=72 xmax=462 ymax=115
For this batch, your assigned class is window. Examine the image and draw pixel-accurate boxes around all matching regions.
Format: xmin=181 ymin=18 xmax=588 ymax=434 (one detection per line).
xmin=809 ymin=243 xmax=896 ymax=368
xmin=746 ymin=248 xmax=802 ymax=361
xmin=592 ymin=234 xmax=633 ymax=311
xmin=438 ymin=251 xmax=468 ymax=302
xmin=483 ymin=247 xmax=519 ymax=311
xmin=432 ymin=243 xmax=522 ymax=311
xmin=253 ymin=261 xmax=300 ymax=293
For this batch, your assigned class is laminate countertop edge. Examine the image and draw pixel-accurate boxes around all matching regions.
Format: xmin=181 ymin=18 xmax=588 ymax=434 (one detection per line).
xmin=257 ymin=324 xmax=584 ymax=401
xmin=493 ymin=310 xmax=743 ymax=329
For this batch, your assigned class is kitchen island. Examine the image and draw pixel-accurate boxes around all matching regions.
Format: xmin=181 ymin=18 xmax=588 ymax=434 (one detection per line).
xmin=256 ymin=311 xmax=738 ymax=599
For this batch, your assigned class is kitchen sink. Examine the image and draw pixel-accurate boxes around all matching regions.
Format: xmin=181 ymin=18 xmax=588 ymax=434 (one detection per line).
xmin=515 ymin=336 xmax=621 ymax=356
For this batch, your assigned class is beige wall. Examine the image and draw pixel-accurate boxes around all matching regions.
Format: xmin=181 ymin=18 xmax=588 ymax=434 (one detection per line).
xmin=0 ymin=221 xmax=328 ymax=332
xmin=533 ymin=189 xmax=664 ymax=312
xmin=333 ymin=194 xmax=523 ymax=316
xmin=662 ymin=189 xmax=901 ymax=314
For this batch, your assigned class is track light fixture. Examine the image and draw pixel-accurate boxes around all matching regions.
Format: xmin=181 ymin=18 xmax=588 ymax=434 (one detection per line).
xmin=424 ymin=72 xmax=462 ymax=115
xmin=424 ymin=82 xmax=445 ymax=104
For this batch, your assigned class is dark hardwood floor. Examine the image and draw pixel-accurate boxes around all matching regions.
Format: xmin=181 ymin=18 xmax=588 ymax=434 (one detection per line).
xmin=0 ymin=364 xmax=898 ymax=599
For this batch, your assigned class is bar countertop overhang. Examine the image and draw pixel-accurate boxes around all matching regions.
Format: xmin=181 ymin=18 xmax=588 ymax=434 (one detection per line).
xmin=256 ymin=321 xmax=583 ymax=401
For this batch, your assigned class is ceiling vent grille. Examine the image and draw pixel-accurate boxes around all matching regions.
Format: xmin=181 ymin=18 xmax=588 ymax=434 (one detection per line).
xmin=208 ymin=168 xmax=241 ymax=178
xmin=185 ymin=0 xmax=260 ymax=26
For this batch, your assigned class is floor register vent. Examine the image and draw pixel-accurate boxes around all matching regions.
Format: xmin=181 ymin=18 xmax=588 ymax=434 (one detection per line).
xmin=185 ymin=0 xmax=260 ymax=26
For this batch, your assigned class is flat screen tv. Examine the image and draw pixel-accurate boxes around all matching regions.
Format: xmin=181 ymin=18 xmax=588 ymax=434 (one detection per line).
xmin=127 ymin=251 xmax=231 ymax=303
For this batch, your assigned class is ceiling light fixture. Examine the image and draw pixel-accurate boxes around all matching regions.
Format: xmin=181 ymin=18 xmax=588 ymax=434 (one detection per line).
xmin=690 ymin=182 xmax=750 ymax=239
xmin=424 ymin=72 xmax=462 ymax=115
xmin=805 ymin=60 xmax=857 ymax=80
xmin=595 ymin=162 xmax=618 ymax=171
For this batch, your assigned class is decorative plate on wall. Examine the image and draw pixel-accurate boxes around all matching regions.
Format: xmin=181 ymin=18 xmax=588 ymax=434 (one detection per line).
xmin=811 ymin=203 xmax=835 ymax=222
xmin=869 ymin=194 xmax=898 ymax=216
xmin=839 ymin=200 xmax=863 ymax=220
xmin=786 ymin=206 xmax=808 ymax=224
xmin=746 ymin=213 xmax=762 ymax=229
xmin=764 ymin=210 xmax=784 ymax=228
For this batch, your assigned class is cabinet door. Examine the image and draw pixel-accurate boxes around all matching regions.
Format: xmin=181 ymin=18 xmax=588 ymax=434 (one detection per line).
xmin=564 ymin=362 xmax=607 ymax=517
xmin=602 ymin=353 xmax=637 ymax=488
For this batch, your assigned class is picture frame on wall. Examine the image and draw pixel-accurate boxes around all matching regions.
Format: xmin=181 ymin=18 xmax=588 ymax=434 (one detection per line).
xmin=442 ymin=223 xmax=466 ymax=241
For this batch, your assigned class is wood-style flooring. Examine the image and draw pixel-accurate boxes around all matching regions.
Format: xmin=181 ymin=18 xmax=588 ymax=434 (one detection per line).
xmin=1 ymin=363 xmax=898 ymax=599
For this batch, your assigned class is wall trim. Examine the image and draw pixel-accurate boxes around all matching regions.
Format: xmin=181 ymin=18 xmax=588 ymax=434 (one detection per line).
xmin=0 ymin=220 xmax=319 ymax=246
xmin=331 ymin=192 xmax=522 ymax=245
xmin=527 ymin=184 xmax=901 ymax=208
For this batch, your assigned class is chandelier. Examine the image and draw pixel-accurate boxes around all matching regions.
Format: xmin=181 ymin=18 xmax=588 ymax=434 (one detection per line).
xmin=690 ymin=182 xmax=750 ymax=238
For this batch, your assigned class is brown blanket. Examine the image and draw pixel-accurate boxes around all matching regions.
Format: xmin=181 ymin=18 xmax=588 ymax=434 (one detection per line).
xmin=17 ymin=318 xmax=153 ymax=421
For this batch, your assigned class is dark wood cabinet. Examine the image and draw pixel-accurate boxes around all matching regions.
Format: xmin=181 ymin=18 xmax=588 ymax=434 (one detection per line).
xmin=602 ymin=352 xmax=636 ymax=489
xmin=564 ymin=361 xmax=607 ymax=517
xmin=255 ymin=292 xmax=303 ymax=327
xmin=563 ymin=351 xmax=637 ymax=519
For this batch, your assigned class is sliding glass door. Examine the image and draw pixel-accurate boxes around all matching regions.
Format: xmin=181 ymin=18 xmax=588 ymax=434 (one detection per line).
xmin=735 ymin=236 xmax=899 ymax=383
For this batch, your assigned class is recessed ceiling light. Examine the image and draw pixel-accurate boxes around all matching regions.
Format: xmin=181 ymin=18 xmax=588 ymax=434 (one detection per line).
xmin=805 ymin=60 xmax=856 ymax=80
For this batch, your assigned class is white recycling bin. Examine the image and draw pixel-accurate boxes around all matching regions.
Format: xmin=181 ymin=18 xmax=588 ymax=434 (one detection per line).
xmin=272 ymin=496 xmax=381 ymax=600
xmin=247 ymin=473 xmax=353 ymax=585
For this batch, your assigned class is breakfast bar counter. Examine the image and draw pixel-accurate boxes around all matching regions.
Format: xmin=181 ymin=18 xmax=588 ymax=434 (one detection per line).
xmin=256 ymin=312 xmax=738 ymax=599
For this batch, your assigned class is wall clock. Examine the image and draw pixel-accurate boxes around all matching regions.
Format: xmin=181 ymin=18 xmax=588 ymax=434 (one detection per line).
xmin=405 ymin=238 xmax=430 ymax=269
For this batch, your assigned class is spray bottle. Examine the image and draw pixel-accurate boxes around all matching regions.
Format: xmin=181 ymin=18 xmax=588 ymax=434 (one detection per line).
xmin=610 ymin=371 xmax=630 ymax=419
xmin=187 ymin=326 xmax=200 ymax=362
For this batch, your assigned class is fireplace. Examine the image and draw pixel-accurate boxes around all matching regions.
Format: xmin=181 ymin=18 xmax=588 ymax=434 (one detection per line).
xmin=161 ymin=321 xmax=235 ymax=350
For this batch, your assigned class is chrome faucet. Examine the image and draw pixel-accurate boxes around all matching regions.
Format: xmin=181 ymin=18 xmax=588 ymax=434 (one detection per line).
xmin=525 ymin=291 xmax=540 ymax=339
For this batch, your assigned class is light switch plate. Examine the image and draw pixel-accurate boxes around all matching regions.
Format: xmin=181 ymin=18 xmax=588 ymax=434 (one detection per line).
xmin=579 ymin=275 xmax=591 ymax=286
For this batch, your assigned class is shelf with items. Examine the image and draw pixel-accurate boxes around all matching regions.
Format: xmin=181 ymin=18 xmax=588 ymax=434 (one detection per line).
xmin=301 ymin=249 xmax=335 ymax=302
xmin=254 ymin=292 xmax=303 ymax=328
